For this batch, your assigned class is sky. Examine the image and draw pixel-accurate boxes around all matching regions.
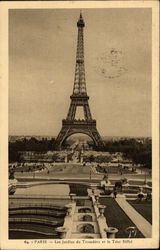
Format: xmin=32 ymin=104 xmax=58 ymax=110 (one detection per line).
xmin=9 ymin=8 xmax=152 ymax=137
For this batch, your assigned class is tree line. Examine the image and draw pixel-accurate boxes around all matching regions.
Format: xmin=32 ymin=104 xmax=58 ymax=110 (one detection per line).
xmin=103 ymin=138 xmax=152 ymax=168
xmin=9 ymin=137 xmax=56 ymax=162
xmin=9 ymin=137 xmax=151 ymax=168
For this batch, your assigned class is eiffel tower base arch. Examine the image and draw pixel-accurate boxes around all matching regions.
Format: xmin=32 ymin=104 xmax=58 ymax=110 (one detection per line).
xmin=55 ymin=119 xmax=104 ymax=150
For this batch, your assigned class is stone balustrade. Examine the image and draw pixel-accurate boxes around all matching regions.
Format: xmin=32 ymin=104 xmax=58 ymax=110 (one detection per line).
xmin=61 ymin=202 xmax=76 ymax=238
xmin=91 ymin=195 xmax=108 ymax=238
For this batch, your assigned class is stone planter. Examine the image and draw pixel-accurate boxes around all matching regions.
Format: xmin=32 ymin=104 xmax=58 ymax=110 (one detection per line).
xmin=125 ymin=226 xmax=137 ymax=238
xmin=65 ymin=204 xmax=72 ymax=216
xmin=56 ymin=226 xmax=68 ymax=239
xmin=105 ymin=227 xmax=118 ymax=238
xmin=70 ymin=193 xmax=76 ymax=202
xmin=94 ymin=195 xmax=100 ymax=205
xmin=91 ymin=188 xmax=95 ymax=195
xmin=98 ymin=205 xmax=106 ymax=217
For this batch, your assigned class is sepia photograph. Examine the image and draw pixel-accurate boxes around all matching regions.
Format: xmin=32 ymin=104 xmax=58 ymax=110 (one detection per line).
xmin=0 ymin=1 xmax=159 ymax=249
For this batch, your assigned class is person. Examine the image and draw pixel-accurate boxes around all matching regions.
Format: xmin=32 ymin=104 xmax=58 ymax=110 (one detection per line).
xmin=146 ymin=191 xmax=152 ymax=201
xmin=100 ymin=178 xmax=106 ymax=189
xmin=137 ymin=191 xmax=144 ymax=202
xmin=101 ymin=175 xmax=107 ymax=188
xmin=113 ymin=190 xmax=117 ymax=198
xmin=104 ymin=173 xmax=108 ymax=180
xmin=114 ymin=181 xmax=122 ymax=192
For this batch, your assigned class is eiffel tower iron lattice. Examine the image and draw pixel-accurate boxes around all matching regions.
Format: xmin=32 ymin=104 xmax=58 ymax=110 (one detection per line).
xmin=55 ymin=13 xmax=104 ymax=149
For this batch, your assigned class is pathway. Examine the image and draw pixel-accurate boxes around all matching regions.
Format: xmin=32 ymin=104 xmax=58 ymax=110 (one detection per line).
xmin=116 ymin=197 xmax=152 ymax=238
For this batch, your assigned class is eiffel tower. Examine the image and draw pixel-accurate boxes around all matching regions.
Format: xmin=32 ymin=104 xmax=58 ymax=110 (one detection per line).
xmin=55 ymin=13 xmax=104 ymax=149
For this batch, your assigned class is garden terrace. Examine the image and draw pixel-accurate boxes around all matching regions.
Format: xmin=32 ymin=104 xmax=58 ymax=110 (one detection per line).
xmin=99 ymin=197 xmax=144 ymax=238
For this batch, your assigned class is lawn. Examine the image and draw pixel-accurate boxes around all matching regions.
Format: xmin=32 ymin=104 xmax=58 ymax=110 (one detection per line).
xmin=69 ymin=183 xmax=88 ymax=196
xmin=99 ymin=197 xmax=144 ymax=238
xmin=127 ymin=200 xmax=152 ymax=224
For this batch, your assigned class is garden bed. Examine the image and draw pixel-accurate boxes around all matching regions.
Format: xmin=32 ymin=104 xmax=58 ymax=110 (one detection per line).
xmin=99 ymin=197 xmax=144 ymax=238
xmin=127 ymin=200 xmax=152 ymax=224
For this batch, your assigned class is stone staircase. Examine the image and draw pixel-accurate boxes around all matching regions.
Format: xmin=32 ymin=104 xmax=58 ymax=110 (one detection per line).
xmin=56 ymin=194 xmax=118 ymax=239
xmin=70 ymin=200 xmax=101 ymax=238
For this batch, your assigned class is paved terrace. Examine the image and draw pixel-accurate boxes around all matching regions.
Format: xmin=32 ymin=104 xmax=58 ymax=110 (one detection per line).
xmin=14 ymin=163 xmax=151 ymax=182
xmin=15 ymin=164 xmax=102 ymax=181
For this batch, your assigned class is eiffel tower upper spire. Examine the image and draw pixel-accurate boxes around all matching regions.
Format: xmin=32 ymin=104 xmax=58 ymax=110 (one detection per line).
xmin=73 ymin=12 xmax=87 ymax=95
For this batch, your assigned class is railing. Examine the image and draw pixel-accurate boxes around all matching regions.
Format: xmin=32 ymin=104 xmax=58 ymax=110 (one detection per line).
xmin=99 ymin=183 xmax=152 ymax=192
xmin=62 ymin=119 xmax=96 ymax=126
xmin=91 ymin=195 xmax=107 ymax=238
